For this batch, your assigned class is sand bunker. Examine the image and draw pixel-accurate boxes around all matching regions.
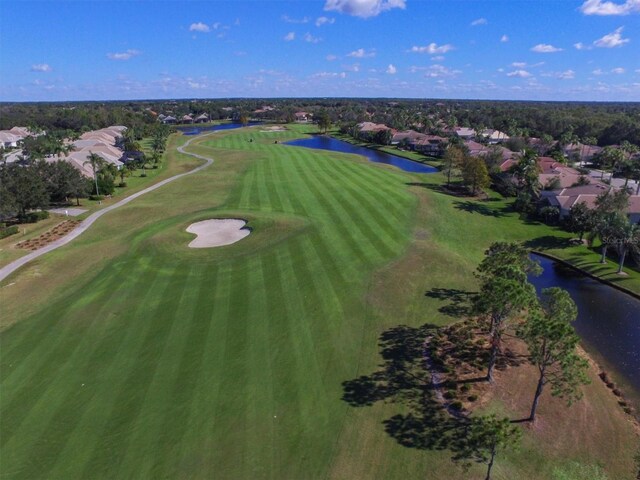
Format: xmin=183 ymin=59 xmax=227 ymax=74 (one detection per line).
xmin=186 ymin=219 xmax=250 ymax=248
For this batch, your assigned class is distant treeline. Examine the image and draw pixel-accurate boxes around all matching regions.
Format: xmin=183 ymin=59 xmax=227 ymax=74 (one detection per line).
xmin=1 ymin=98 xmax=639 ymax=146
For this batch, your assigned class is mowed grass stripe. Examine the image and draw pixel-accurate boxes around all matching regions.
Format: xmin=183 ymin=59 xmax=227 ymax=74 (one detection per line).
xmin=327 ymin=158 xmax=415 ymax=233
xmin=2 ymin=261 xmax=171 ymax=478
xmin=45 ymin=264 xmax=199 ymax=480
xmin=170 ymin=263 xmax=234 ymax=477
xmin=296 ymin=158 xmax=395 ymax=262
xmin=303 ymin=160 xmax=402 ymax=258
xmin=78 ymin=262 xmax=190 ymax=479
xmin=268 ymin=153 xmax=300 ymax=215
xmin=257 ymin=158 xmax=285 ymax=213
xmin=0 ymin=261 xmax=152 ymax=452
xmin=288 ymin=155 xmax=372 ymax=265
xmin=114 ymin=265 xmax=210 ymax=479
xmin=237 ymin=164 xmax=257 ymax=210
xmin=206 ymin=257 xmax=252 ymax=476
xmin=243 ymin=253 xmax=276 ymax=478
xmin=0 ymin=263 xmax=130 ymax=383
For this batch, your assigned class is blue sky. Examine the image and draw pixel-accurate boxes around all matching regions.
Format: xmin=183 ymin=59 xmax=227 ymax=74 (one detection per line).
xmin=1 ymin=0 xmax=639 ymax=101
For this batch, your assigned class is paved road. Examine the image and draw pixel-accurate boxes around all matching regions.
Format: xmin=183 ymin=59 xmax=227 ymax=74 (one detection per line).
xmin=0 ymin=133 xmax=215 ymax=283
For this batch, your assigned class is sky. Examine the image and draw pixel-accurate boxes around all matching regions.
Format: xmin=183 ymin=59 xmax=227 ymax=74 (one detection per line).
xmin=1 ymin=0 xmax=640 ymax=102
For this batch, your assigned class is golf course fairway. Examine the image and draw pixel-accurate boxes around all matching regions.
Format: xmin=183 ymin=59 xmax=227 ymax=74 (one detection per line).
xmin=0 ymin=126 xmax=636 ymax=480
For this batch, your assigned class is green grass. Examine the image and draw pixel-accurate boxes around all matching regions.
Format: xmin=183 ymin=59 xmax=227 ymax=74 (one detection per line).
xmin=0 ymin=126 xmax=637 ymax=479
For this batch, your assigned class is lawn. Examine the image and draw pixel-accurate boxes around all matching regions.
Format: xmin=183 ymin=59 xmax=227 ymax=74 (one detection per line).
xmin=0 ymin=126 xmax=637 ymax=479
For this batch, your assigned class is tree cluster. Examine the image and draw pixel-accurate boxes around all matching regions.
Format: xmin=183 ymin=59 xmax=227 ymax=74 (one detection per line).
xmin=0 ymin=161 xmax=90 ymax=220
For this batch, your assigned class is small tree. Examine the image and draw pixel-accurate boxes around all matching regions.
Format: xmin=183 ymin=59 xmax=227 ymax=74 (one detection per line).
xmin=458 ymin=414 xmax=521 ymax=480
xmin=567 ymin=202 xmax=592 ymax=241
xmin=316 ymin=109 xmax=331 ymax=134
xmin=611 ymin=220 xmax=640 ymax=274
xmin=462 ymin=156 xmax=490 ymax=195
xmin=84 ymin=152 xmax=105 ymax=196
xmin=540 ymin=205 xmax=559 ymax=224
xmin=442 ymin=145 xmax=465 ymax=186
xmin=520 ymin=288 xmax=589 ymax=422
xmin=474 ymin=242 xmax=540 ymax=382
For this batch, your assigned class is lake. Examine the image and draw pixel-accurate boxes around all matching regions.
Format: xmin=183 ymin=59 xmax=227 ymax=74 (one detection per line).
xmin=177 ymin=122 xmax=262 ymax=136
xmin=529 ymin=254 xmax=640 ymax=399
xmin=286 ymin=135 xmax=438 ymax=174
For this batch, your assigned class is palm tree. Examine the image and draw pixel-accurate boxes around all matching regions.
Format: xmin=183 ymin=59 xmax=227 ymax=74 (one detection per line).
xmin=84 ymin=152 xmax=105 ymax=196
xmin=613 ymin=221 xmax=640 ymax=274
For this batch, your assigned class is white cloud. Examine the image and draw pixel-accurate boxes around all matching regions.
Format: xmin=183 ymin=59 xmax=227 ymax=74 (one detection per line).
xmin=592 ymin=68 xmax=606 ymax=75
xmin=31 ymin=63 xmax=51 ymax=72
xmin=507 ymin=69 xmax=532 ymax=78
xmin=409 ymin=43 xmax=455 ymax=54
xmin=612 ymin=67 xmax=626 ymax=73
xmin=542 ymin=70 xmax=576 ymax=79
xmin=416 ymin=64 xmax=461 ymax=78
xmin=511 ymin=61 xmax=544 ymax=68
xmin=471 ymin=17 xmax=488 ymax=26
xmin=343 ymin=63 xmax=360 ymax=72
xmin=311 ymin=71 xmax=347 ymax=78
xmin=326 ymin=54 xmax=338 ymax=61
xmin=324 ymin=0 xmax=406 ymax=18
xmin=574 ymin=42 xmax=592 ymax=50
xmin=347 ymin=48 xmax=376 ymax=58
xmin=431 ymin=55 xmax=445 ymax=61
xmin=189 ymin=22 xmax=210 ymax=32
xmin=593 ymin=27 xmax=630 ymax=47
xmin=386 ymin=64 xmax=397 ymax=74
xmin=284 ymin=32 xmax=295 ymax=41
xmin=530 ymin=43 xmax=563 ymax=53
xmin=500 ymin=34 xmax=509 ymax=42
xmin=580 ymin=0 xmax=640 ymax=15
xmin=107 ymin=49 xmax=141 ymax=61
xmin=303 ymin=32 xmax=322 ymax=43
xmin=316 ymin=16 xmax=335 ymax=26
xmin=282 ymin=15 xmax=310 ymax=23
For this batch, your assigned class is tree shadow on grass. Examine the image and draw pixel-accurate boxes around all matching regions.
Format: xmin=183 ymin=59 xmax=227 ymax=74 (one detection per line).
xmin=523 ymin=235 xmax=572 ymax=251
xmin=424 ymin=288 xmax=477 ymax=318
xmin=453 ymin=200 xmax=506 ymax=218
xmin=342 ymin=324 xmax=489 ymax=465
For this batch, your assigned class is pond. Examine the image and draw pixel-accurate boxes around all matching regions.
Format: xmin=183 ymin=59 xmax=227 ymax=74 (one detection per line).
xmin=529 ymin=254 xmax=640 ymax=398
xmin=177 ymin=122 xmax=262 ymax=136
xmin=286 ymin=135 xmax=438 ymax=174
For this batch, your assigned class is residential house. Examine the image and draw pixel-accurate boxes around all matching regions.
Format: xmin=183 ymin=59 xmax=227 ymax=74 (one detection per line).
xmin=182 ymin=115 xmax=194 ymax=124
xmin=455 ymin=127 xmax=476 ymax=139
xmin=412 ymin=135 xmax=446 ymax=156
xmin=0 ymin=131 xmax=23 ymax=149
xmin=482 ymin=129 xmax=509 ymax=144
xmin=195 ymin=113 xmax=209 ymax=123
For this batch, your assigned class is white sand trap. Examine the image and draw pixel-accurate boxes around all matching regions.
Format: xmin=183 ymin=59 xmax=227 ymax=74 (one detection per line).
xmin=186 ymin=219 xmax=250 ymax=248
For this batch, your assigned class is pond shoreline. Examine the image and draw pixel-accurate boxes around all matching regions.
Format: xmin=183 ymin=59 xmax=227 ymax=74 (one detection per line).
xmin=531 ymin=250 xmax=640 ymax=301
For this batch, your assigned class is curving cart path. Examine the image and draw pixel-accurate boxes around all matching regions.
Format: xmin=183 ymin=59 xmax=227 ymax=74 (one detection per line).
xmin=0 ymin=133 xmax=215 ymax=283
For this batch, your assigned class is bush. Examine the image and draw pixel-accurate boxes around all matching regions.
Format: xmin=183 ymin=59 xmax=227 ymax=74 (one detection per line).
xmin=89 ymin=195 xmax=104 ymax=201
xmin=22 ymin=211 xmax=49 ymax=223
xmin=467 ymin=394 xmax=478 ymax=402
xmin=450 ymin=401 xmax=463 ymax=411
xmin=0 ymin=226 xmax=19 ymax=239
xmin=140 ymin=172 xmax=148 ymax=178
xmin=117 ymin=182 xmax=127 ymax=188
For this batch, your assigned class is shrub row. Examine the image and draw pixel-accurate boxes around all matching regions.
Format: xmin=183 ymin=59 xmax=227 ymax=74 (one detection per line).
xmin=0 ymin=226 xmax=19 ymax=239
